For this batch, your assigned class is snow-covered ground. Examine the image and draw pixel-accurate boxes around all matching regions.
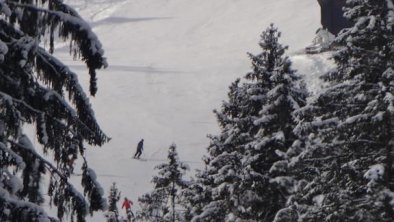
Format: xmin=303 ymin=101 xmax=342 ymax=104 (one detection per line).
xmin=44 ymin=0 xmax=334 ymax=220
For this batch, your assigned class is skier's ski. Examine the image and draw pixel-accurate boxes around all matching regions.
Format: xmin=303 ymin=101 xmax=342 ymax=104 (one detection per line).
xmin=132 ymin=157 xmax=147 ymax=161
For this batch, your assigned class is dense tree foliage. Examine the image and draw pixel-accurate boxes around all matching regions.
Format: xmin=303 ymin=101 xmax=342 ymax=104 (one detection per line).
xmin=276 ymin=0 xmax=394 ymax=221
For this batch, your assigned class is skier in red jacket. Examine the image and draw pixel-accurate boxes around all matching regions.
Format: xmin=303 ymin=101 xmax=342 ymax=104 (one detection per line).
xmin=121 ymin=197 xmax=134 ymax=221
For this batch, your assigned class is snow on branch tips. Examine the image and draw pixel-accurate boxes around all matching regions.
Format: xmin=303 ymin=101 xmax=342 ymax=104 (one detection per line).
xmin=81 ymin=160 xmax=108 ymax=214
xmin=7 ymin=0 xmax=107 ymax=96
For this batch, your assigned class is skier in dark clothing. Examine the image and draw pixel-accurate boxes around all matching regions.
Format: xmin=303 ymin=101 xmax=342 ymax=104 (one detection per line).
xmin=134 ymin=139 xmax=144 ymax=159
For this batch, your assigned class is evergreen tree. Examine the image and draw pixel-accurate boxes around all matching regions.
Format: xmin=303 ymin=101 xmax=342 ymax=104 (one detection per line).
xmin=240 ymin=24 xmax=307 ymax=221
xmin=191 ymin=24 xmax=307 ymax=221
xmin=190 ymin=78 xmax=255 ymax=222
xmin=236 ymin=24 xmax=306 ymax=221
xmin=180 ymin=173 xmax=208 ymax=221
xmin=0 ymin=0 xmax=109 ymax=221
xmin=106 ymin=182 xmax=121 ymax=222
xmin=277 ymin=1 xmax=394 ymax=221
xmin=136 ymin=144 xmax=189 ymax=222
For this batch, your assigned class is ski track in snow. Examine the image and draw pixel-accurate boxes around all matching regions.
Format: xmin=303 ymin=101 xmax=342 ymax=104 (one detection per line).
xmin=34 ymin=0 xmax=329 ymax=220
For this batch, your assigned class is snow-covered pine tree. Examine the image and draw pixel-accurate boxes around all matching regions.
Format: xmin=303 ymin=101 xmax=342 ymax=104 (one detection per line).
xmin=0 ymin=0 xmax=109 ymax=221
xmin=239 ymin=24 xmax=307 ymax=221
xmin=190 ymin=78 xmax=256 ymax=222
xmin=180 ymin=172 xmax=208 ymax=221
xmin=277 ymin=0 xmax=394 ymax=221
xmin=106 ymin=182 xmax=121 ymax=222
xmin=136 ymin=144 xmax=189 ymax=222
xmin=191 ymin=24 xmax=307 ymax=222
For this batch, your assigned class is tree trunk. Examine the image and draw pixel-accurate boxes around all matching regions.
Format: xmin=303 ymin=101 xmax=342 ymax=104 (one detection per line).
xmin=172 ymin=182 xmax=176 ymax=222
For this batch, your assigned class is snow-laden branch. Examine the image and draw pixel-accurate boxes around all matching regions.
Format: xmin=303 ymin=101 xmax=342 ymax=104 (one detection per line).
xmin=0 ymin=186 xmax=57 ymax=222
xmin=36 ymin=47 xmax=110 ymax=145
xmin=5 ymin=0 xmax=108 ymax=96
xmin=0 ymin=87 xmax=109 ymax=145
xmin=9 ymin=138 xmax=75 ymax=187
xmin=8 ymin=138 xmax=89 ymax=215
xmin=0 ymin=142 xmax=25 ymax=169
xmin=7 ymin=1 xmax=106 ymax=58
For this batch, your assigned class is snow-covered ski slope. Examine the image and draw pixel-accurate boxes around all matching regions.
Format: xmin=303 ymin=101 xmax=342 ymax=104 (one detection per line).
xmin=53 ymin=0 xmax=333 ymax=220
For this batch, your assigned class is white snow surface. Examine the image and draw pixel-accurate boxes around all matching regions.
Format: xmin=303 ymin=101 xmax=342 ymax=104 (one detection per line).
xmin=35 ymin=0 xmax=332 ymax=220
xmin=364 ymin=164 xmax=385 ymax=181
